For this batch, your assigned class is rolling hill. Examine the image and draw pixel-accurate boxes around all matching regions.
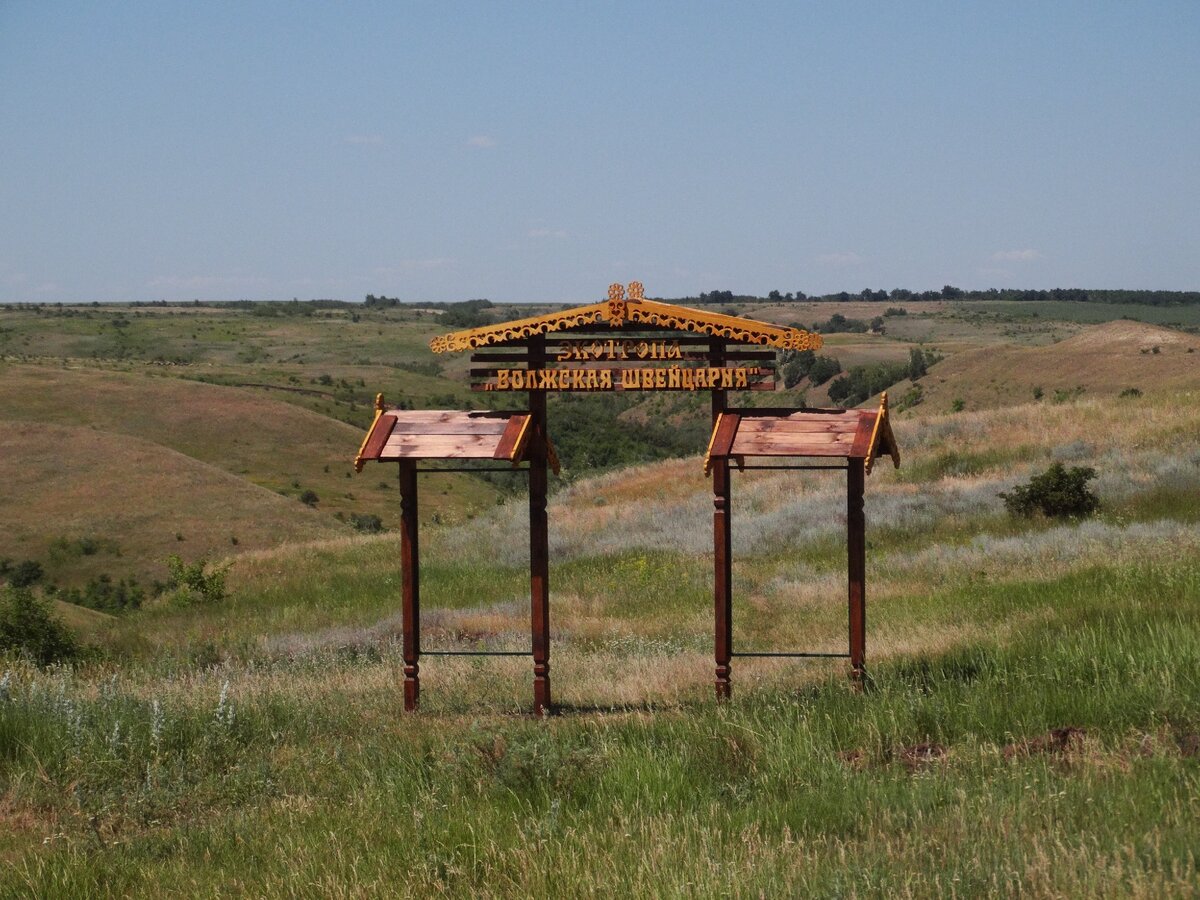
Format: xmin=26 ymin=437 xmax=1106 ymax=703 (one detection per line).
xmin=0 ymin=420 xmax=344 ymax=588
xmin=899 ymin=320 xmax=1199 ymax=413
xmin=0 ymin=362 xmax=500 ymax=526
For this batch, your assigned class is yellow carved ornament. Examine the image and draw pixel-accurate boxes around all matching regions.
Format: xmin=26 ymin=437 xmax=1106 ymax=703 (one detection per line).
xmin=353 ymin=393 xmax=387 ymax=473
xmin=864 ymin=391 xmax=901 ymax=474
xmin=430 ymin=282 xmax=822 ymax=353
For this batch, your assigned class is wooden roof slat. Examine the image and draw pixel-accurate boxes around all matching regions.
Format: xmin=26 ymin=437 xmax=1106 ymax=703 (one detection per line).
xmin=735 ymin=432 xmax=854 ymax=451
xmin=848 ymin=412 xmax=877 ymax=458
xmin=705 ymin=394 xmax=901 ymax=475
xmin=382 ymin=433 xmax=495 ymax=450
xmin=353 ymin=413 xmax=396 ymax=471
xmin=388 ymin=420 xmax=510 ymax=435
xmin=736 ymin=419 xmax=860 ymax=435
xmin=493 ymin=414 xmax=532 ymax=462
xmin=703 ymin=412 xmax=741 ymax=475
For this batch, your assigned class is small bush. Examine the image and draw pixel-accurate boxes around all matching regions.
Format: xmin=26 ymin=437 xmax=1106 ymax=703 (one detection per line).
xmin=349 ymin=513 xmax=384 ymax=534
xmin=950 ymin=398 xmax=965 ymax=413
xmin=165 ymin=556 xmax=229 ymax=606
xmin=1119 ymin=387 xmax=1142 ymax=399
xmin=5 ymin=560 xmax=44 ymax=588
xmin=999 ymin=463 xmax=1099 ymax=519
xmin=806 ymin=355 xmax=842 ymax=386
xmin=0 ymin=587 xmax=78 ymax=664
xmin=59 ymin=574 xmax=144 ymax=614
xmin=299 ymin=489 xmax=319 ymax=507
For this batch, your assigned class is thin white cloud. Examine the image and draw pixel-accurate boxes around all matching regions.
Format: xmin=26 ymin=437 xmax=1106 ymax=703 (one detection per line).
xmin=815 ymin=251 xmax=865 ymax=267
xmin=467 ymin=135 xmax=496 ymax=148
xmin=528 ymin=228 xmax=567 ymax=238
xmin=991 ymin=249 xmax=1041 ymax=262
xmin=345 ymin=134 xmax=384 ymax=146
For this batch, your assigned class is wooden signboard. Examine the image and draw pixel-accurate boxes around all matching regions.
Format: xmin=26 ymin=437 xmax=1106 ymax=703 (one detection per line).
xmin=356 ymin=282 xmax=899 ymax=715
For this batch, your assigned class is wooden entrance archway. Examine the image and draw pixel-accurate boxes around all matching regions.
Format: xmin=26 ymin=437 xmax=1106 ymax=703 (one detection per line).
xmin=354 ymin=283 xmax=899 ymax=715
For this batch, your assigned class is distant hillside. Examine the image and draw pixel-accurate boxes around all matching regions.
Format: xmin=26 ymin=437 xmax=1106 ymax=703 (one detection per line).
xmin=0 ymin=363 xmax=500 ymax=526
xmin=0 ymin=420 xmax=343 ymax=588
xmin=895 ymin=321 xmax=1200 ymax=413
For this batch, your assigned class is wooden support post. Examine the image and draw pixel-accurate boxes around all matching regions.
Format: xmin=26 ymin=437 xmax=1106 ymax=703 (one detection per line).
xmin=710 ymin=338 xmax=732 ymax=700
xmin=709 ymin=338 xmax=727 ymax=424
xmin=399 ymin=459 xmax=420 ymax=711
xmin=847 ymin=456 xmax=867 ymax=688
xmin=713 ymin=459 xmax=733 ymax=700
xmin=528 ymin=337 xmax=552 ymax=716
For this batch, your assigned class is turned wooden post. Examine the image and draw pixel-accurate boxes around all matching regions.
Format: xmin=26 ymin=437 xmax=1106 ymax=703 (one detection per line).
xmin=847 ymin=456 xmax=867 ymax=688
xmin=713 ymin=459 xmax=733 ymax=699
xmin=711 ymin=339 xmax=733 ymax=699
xmin=399 ymin=459 xmax=420 ymax=711
xmin=528 ymin=337 xmax=552 ymax=716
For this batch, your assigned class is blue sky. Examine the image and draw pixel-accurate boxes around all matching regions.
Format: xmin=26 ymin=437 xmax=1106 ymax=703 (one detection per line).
xmin=2 ymin=2 xmax=1198 ymax=303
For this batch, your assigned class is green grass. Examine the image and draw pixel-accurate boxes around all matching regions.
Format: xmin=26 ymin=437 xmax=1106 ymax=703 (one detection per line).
xmin=962 ymin=299 xmax=1200 ymax=328
xmin=2 ymin=558 xmax=1197 ymax=896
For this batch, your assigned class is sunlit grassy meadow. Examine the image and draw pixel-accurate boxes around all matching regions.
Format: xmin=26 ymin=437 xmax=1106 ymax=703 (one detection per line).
xmin=3 ymin=386 xmax=1199 ymax=896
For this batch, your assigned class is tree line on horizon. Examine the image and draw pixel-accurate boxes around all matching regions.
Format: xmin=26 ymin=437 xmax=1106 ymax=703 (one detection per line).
xmin=680 ymin=286 xmax=1200 ymax=307
xmin=5 ymin=287 xmax=1199 ymax=311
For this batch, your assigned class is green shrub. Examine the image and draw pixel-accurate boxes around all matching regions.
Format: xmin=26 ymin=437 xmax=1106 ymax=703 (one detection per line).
xmin=4 ymin=559 xmax=44 ymax=588
xmin=299 ymin=489 xmax=319 ymax=506
xmin=1119 ymin=387 xmax=1143 ymax=399
xmin=165 ymin=556 xmax=229 ymax=606
xmin=59 ymin=574 xmax=144 ymax=614
xmin=896 ymin=384 xmax=924 ymax=411
xmin=998 ymin=463 xmax=1099 ymax=519
xmin=0 ymin=587 xmax=78 ymax=664
xmin=828 ymin=361 xmax=908 ymax=406
xmin=1052 ymin=386 xmax=1085 ymax=403
xmin=806 ymin=355 xmax=842 ymax=386
xmin=349 ymin=513 xmax=384 ymax=534
xmin=779 ymin=348 xmax=815 ymax=388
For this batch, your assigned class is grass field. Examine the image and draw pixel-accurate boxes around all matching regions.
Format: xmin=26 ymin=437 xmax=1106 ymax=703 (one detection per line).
xmin=2 ymin=301 xmax=1199 ymax=895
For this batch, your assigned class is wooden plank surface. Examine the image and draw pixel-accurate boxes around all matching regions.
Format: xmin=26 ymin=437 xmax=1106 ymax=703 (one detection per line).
xmin=388 ymin=410 xmax=511 ymax=424
xmin=380 ymin=433 xmax=502 ymax=459
xmin=389 ymin=419 xmax=510 ymax=435
xmin=736 ymin=418 xmax=859 ymax=435
xmin=735 ymin=432 xmax=853 ymax=446
xmin=731 ymin=444 xmax=857 ymax=458
xmin=732 ymin=408 xmax=856 ymax=420
xmin=731 ymin=433 xmax=855 ymax=456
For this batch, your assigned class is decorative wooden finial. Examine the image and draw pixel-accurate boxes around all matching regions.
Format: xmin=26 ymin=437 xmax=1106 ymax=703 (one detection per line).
xmin=607 ymin=282 xmax=627 ymax=328
xmin=375 ymin=392 xmax=386 ymax=412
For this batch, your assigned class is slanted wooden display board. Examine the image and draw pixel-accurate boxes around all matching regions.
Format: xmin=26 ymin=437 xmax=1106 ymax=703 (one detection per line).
xmin=705 ymin=400 xmax=900 ymax=686
xmin=354 ymin=282 xmax=900 ymax=715
xmin=354 ymin=404 xmax=558 ymax=713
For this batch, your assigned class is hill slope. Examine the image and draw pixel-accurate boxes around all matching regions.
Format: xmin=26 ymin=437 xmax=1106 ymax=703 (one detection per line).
xmin=0 ymin=420 xmax=343 ymax=587
xmin=907 ymin=320 xmax=1199 ymax=412
xmin=0 ymin=362 xmax=500 ymax=526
